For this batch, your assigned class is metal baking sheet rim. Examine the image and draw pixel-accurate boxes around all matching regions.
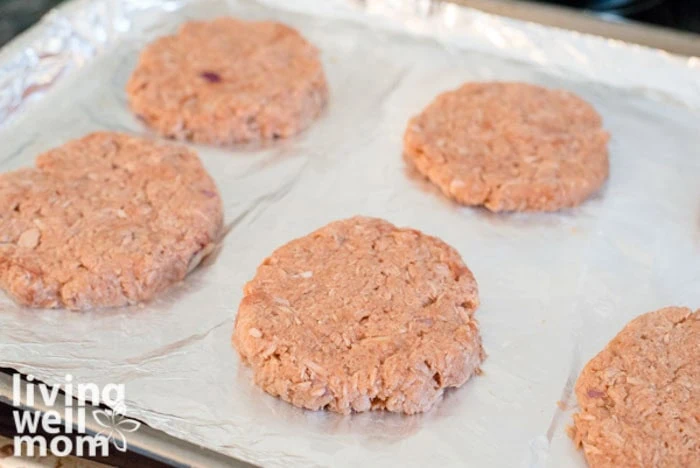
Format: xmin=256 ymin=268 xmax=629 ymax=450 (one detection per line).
xmin=0 ymin=1 xmax=698 ymax=468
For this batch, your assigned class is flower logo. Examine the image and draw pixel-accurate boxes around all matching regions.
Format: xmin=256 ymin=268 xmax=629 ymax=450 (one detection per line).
xmin=93 ymin=401 xmax=141 ymax=452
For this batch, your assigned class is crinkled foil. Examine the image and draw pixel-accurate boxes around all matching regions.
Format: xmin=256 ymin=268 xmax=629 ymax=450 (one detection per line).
xmin=0 ymin=0 xmax=699 ymax=467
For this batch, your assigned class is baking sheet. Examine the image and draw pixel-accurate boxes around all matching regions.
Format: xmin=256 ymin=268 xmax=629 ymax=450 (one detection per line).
xmin=0 ymin=0 xmax=699 ymax=466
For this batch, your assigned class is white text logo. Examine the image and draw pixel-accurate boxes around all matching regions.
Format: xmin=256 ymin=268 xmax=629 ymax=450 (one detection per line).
xmin=12 ymin=374 xmax=140 ymax=457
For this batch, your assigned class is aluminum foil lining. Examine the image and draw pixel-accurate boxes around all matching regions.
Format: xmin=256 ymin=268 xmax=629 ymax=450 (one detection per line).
xmin=0 ymin=0 xmax=699 ymax=466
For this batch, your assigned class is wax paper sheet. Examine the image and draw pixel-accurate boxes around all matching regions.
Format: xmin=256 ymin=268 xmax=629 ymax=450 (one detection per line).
xmin=0 ymin=0 xmax=698 ymax=466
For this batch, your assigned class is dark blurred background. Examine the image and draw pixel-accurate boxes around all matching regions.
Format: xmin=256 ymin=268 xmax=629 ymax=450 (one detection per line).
xmin=536 ymin=0 xmax=700 ymax=32
xmin=0 ymin=0 xmax=67 ymax=46
xmin=1 ymin=0 xmax=699 ymax=48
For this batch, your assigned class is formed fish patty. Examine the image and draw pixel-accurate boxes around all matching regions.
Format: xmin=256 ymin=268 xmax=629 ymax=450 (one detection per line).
xmin=0 ymin=132 xmax=223 ymax=310
xmin=404 ymin=82 xmax=609 ymax=212
xmin=127 ymin=17 xmax=328 ymax=145
xmin=233 ymin=216 xmax=484 ymax=414
xmin=572 ymin=306 xmax=699 ymax=468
